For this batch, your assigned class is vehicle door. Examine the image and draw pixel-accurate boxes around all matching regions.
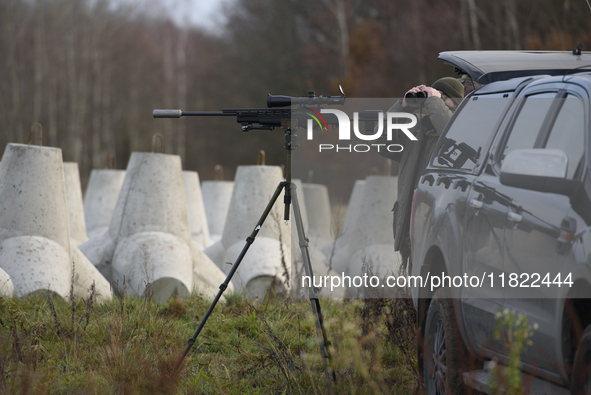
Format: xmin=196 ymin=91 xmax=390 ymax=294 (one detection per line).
xmin=421 ymin=92 xmax=513 ymax=351
xmin=502 ymin=87 xmax=587 ymax=378
xmin=462 ymin=90 xmax=559 ymax=359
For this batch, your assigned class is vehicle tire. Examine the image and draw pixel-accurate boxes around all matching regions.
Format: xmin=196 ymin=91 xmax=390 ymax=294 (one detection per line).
xmin=423 ymin=287 xmax=469 ymax=394
xmin=571 ymin=325 xmax=591 ymax=394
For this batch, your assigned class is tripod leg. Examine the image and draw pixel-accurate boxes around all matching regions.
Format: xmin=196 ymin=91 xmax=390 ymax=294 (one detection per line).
xmin=175 ymin=181 xmax=288 ymax=373
xmin=289 ymin=183 xmax=334 ymax=392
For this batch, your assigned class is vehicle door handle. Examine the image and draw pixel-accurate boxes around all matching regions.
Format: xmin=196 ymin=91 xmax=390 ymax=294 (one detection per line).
xmin=452 ymin=179 xmax=469 ymax=192
xmin=436 ymin=177 xmax=452 ymax=188
xmin=508 ymin=212 xmax=522 ymax=223
xmin=470 ymin=199 xmax=483 ymax=209
xmin=421 ymin=174 xmax=435 ymax=186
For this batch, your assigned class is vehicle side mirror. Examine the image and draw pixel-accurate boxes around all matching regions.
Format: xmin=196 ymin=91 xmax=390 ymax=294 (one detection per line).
xmin=500 ymin=149 xmax=577 ymax=195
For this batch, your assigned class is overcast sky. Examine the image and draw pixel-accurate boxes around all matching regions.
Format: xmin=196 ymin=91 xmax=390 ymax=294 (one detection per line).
xmin=112 ymin=0 xmax=231 ymax=30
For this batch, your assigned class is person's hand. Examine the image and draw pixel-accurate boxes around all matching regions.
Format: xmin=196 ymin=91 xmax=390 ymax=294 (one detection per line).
xmin=402 ymin=85 xmax=426 ymax=107
xmin=420 ymin=86 xmax=441 ymax=98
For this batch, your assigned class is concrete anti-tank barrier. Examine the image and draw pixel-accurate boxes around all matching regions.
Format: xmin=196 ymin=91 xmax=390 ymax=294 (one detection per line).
xmin=63 ymin=162 xmax=88 ymax=246
xmin=84 ymin=169 xmax=126 ymax=239
xmin=80 ymin=151 xmax=231 ymax=303
xmin=289 ymin=180 xmax=345 ymax=298
xmin=0 ymin=144 xmax=71 ymax=249
xmin=321 ymin=179 xmax=366 ymax=256
xmin=302 ymin=183 xmax=333 ymax=251
xmin=0 ymin=236 xmax=71 ymax=298
xmin=327 ymin=176 xmax=402 ymax=296
xmin=220 ymin=165 xmax=291 ymax=297
xmin=222 ymin=237 xmax=290 ymax=299
xmin=203 ymin=239 xmax=226 ymax=270
xmin=112 ymin=231 xmax=193 ymax=300
xmin=222 ymin=165 xmax=288 ymax=249
xmin=201 ymin=179 xmax=234 ymax=244
xmin=0 ymin=267 xmax=13 ymax=297
xmin=0 ymin=143 xmax=111 ymax=301
xmin=182 ymin=171 xmax=211 ymax=249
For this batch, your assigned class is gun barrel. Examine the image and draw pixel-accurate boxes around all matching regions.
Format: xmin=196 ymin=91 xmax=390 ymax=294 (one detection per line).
xmin=182 ymin=111 xmax=236 ymax=116
xmin=153 ymin=110 xmax=236 ymax=118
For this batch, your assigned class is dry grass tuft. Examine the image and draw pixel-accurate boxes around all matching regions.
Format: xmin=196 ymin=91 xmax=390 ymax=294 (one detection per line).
xmin=0 ymin=283 xmax=420 ymax=394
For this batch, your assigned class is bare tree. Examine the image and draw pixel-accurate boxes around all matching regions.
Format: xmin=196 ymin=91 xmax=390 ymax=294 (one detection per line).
xmin=504 ymin=0 xmax=521 ymax=49
xmin=322 ymin=0 xmax=350 ymax=78
xmin=466 ymin=0 xmax=481 ymax=49
xmin=175 ymin=27 xmax=188 ymax=163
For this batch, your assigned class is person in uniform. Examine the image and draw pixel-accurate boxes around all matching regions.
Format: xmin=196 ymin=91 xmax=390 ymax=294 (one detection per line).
xmin=381 ymin=77 xmax=465 ymax=272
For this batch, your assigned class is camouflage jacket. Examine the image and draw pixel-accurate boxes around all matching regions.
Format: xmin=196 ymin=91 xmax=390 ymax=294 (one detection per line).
xmin=380 ymin=96 xmax=454 ymax=253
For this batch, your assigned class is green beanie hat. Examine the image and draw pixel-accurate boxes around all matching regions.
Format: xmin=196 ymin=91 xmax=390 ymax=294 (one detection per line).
xmin=432 ymin=77 xmax=464 ymax=102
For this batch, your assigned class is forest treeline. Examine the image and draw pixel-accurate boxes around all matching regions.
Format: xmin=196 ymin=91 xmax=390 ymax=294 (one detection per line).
xmin=1 ymin=0 xmax=590 ymax=185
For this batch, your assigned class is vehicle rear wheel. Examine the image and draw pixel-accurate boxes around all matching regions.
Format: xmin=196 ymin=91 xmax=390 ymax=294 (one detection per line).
xmin=571 ymin=325 xmax=591 ymax=394
xmin=423 ymin=287 xmax=468 ymax=394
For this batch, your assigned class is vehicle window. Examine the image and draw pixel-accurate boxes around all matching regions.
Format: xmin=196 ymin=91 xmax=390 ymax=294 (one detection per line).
xmin=500 ymin=92 xmax=556 ymax=164
xmin=432 ymin=93 xmax=509 ymax=171
xmin=544 ymin=95 xmax=585 ymax=179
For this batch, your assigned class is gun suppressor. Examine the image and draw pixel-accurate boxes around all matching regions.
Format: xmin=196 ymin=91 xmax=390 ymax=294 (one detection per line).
xmin=153 ymin=109 xmax=182 ymax=118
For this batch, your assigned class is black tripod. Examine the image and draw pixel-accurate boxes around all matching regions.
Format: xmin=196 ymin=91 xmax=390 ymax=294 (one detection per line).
xmin=175 ymin=121 xmax=333 ymax=392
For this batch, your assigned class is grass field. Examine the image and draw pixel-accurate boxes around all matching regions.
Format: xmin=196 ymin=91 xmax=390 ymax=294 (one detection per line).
xmin=0 ymin=287 xmax=420 ymax=394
